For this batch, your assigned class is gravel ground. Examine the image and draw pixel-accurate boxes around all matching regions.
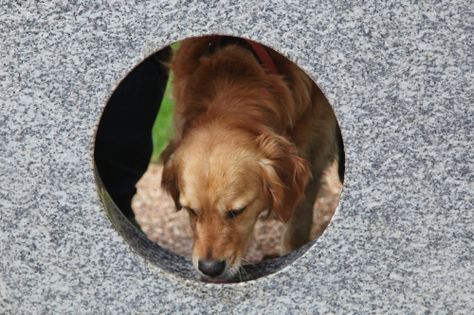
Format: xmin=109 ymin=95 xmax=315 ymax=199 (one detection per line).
xmin=132 ymin=162 xmax=342 ymax=263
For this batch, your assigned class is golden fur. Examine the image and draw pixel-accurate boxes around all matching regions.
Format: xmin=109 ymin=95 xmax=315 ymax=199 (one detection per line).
xmin=160 ymin=36 xmax=342 ymax=280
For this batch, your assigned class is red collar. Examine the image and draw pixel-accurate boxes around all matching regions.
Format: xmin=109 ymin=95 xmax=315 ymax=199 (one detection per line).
xmin=206 ymin=36 xmax=279 ymax=75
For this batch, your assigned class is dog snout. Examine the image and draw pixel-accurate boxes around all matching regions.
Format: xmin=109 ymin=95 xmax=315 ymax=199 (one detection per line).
xmin=198 ymin=259 xmax=226 ymax=277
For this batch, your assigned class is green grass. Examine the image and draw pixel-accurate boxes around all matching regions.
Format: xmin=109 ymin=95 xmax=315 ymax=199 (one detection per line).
xmin=150 ymin=72 xmax=175 ymax=163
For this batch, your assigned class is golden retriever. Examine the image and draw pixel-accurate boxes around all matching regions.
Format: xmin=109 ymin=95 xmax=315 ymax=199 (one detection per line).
xmin=160 ymin=36 xmax=344 ymax=281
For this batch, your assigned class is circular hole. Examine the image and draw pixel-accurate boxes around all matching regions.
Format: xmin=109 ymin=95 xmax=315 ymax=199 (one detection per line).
xmin=94 ymin=35 xmax=345 ymax=283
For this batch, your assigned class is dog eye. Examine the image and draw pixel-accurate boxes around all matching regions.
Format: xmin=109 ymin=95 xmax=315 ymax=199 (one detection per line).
xmin=227 ymin=208 xmax=245 ymax=219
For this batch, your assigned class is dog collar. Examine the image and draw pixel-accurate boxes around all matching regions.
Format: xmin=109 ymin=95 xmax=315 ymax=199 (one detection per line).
xmin=206 ymin=36 xmax=279 ymax=75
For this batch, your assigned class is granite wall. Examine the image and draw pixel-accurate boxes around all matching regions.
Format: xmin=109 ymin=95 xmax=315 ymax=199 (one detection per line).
xmin=1 ymin=0 xmax=473 ymax=313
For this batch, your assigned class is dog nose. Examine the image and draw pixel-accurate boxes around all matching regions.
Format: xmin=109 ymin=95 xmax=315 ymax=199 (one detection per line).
xmin=198 ymin=259 xmax=226 ymax=277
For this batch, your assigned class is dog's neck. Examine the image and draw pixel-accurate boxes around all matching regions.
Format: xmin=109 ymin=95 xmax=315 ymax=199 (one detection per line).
xmin=192 ymin=85 xmax=295 ymax=137
xmin=174 ymin=37 xmax=315 ymax=139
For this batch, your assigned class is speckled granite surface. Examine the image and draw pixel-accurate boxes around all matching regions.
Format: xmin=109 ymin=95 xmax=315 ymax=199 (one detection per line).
xmin=1 ymin=0 xmax=473 ymax=313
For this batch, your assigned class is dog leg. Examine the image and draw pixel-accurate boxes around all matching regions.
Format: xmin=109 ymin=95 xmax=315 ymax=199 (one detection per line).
xmin=280 ymin=171 xmax=322 ymax=255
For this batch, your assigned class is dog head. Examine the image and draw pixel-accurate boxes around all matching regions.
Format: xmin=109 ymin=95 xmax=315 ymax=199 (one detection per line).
xmin=161 ymin=124 xmax=310 ymax=281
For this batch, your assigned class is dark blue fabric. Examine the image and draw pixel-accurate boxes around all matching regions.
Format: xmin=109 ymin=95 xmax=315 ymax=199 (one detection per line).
xmin=95 ymin=47 xmax=171 ymax=222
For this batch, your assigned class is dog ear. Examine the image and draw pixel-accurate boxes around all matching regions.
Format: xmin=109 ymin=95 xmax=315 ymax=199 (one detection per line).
xmin=160 ymin=141 xmax=181 ymax=210
xmin=257 ymin=132 xmax=311 ymax=222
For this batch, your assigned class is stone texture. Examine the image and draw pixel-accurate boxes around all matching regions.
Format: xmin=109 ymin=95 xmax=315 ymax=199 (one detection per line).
xmin=1 ymin=0 xmax=472 ymax=313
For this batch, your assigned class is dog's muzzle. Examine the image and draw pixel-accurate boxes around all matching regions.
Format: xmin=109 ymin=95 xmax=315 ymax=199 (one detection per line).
xmin=198 ymin=259 xmax=226 ymax=277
